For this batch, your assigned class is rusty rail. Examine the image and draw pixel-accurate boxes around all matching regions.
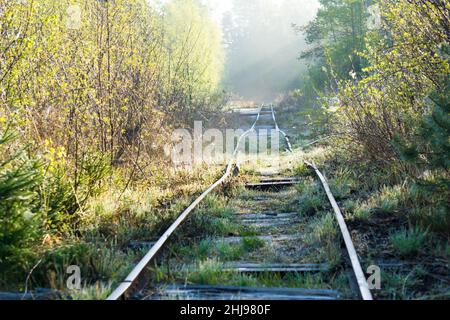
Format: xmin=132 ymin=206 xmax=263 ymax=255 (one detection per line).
xmin=107 ymin=106 xmax=264 ymax=300
xmin=107 ymin=105 xmax=372 ymax=301
xmin=305 ymin=161 xmax=373 ymax=300
xmin=270 ymin=105 xmax=293 ymax=152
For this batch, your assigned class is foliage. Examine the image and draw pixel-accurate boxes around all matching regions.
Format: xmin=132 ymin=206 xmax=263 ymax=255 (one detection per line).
xmin=0 ymin=126 xmax=42 ymax=275
xmin=161 ymin=0 xmax=225 ymax=124
xmin=393 ymin=63 xmax=450 ymax=171
xmin=297 ymin=0 xmax=369 ymax=101
xmin=336 ymin=0 xmax=449 ymax=165
xmin=0 ymin=0 xmax=226 ymax=291
xmin=0 ymin=0 xmax=225 ymax=170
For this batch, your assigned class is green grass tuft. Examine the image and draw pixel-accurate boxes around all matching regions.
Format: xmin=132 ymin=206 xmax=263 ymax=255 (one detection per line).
xmin=390 ymin=227 xmax=428 ymax=257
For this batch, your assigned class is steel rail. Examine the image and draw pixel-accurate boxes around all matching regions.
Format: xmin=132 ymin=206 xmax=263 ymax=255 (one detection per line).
xmin=268 ymin=109 xmax=372 ymax=300
xmin=107 ymin=106 xmax=264 ymax=300
xmin=305 ymin=161 xmax=373 ymax=300
xmin=108 ymin=105 xmax=372 ymax=301
xmin=270 ymin=105 xmax=293 ymax=153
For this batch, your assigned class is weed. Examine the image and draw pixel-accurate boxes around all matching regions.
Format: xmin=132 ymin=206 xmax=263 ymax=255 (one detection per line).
xmin=187 ymin=259 xmax=224 ymax=285
xmin=353 ymin=203 xmax=373 ymax=221
xmin=305 ymin=213 xmax=342 ymax=268
xmin=377 ymin=185 xmax=402 ymax=213
xmin=297 ymin=182 xmax=327 ymax=215
xmin=294 ymin=162 xmax=311 ymax=177
xmin=307 ymin=213 xmax=338 ymax=244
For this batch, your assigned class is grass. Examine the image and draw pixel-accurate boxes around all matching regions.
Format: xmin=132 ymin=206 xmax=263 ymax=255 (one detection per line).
xmin=328 ymin=168 xmax=356 ymax=200
xmin=56 ymin=134 xmax=450 ymax=300
xmin=185 ymin=195 xmax=240 ymax=237
xmin=353 ymin=202 xmax=374 ymax=221
xmin=390 ymin=227 xmax=429 ymax=257
xmin=267 ymin=103 xmax=450 ymax=300
xmin=312 ymin=153 xmax=449 ymax=299
xmin=375 ymin=266 xmax=450 ymax=300
xmin=410 ymin=204 xmax=450 ymax=235
xmin=69 ymin=282 xmax=113 ymax=300
xmin=0 ymin=161 xmax=226 ymax=295
xmin=294 ymin=162 xmax=311 ymax=177
xmin=217 ymin=242 xmax=246 ymax=261
xmin=157 ymin=258 xmax=343 ymax=291
xmin=305 ymin=213 xmax=342 ymax=268
xmin=174 ymin=235 xmax=266 ymax=264
xmin=296 ymin=180 xmax=328 ymax=216
xmin=307 ymin=213 xmax=338 ymax=243
xmin=241 ymin=236 xmax=266 ymax=251
xmin=32 ymin=240 xmax=139 ymax=293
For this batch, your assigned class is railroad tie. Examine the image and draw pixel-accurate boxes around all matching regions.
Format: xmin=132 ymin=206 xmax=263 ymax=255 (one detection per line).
xmin=148 ymin=285 xmax=341 ymax=301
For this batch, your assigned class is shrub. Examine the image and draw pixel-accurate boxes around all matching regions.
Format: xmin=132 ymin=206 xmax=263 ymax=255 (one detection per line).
xmin=40 ymin=152 xmax=110 ymax=233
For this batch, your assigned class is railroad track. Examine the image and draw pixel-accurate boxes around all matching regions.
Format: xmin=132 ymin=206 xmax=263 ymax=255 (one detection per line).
xmin=107 ymin=105 xmax=373 ymax=301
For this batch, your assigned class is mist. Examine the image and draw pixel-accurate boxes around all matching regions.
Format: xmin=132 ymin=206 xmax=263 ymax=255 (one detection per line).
xmin=217 ymin=0 xmax=320 ymax=102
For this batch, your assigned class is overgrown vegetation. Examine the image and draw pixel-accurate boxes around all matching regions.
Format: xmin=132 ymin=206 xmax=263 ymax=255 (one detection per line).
xmin=0 ymin=0 xmax=226 ymax=295
xmin=0 ymin=0 xmax=448 ymax=301
xmin=283 ymin=0 xmax=449 ymax=300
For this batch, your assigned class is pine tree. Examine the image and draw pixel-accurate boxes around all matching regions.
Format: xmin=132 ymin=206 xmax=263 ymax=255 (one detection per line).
xmin=420 ymin=76 xmax=450 ymax=171
xmin=393 ymin=45 xmax=450 ymax=173
xmin=0 ymin=126 xmax=42 ymax=275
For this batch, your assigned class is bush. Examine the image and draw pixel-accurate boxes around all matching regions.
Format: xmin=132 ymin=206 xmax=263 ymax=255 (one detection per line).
xmin=40 ymin=152 xmax=110 ymax=233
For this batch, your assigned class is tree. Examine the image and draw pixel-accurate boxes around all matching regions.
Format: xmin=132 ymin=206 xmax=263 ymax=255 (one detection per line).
xmin=393 ymin=47 xmax=450 ymax=172
xmin=336 ymin=0 xmax=450 ymax=168
xmin=0 ymin=126 xmax=42 ymax=276
xmin=299 ymin=0 xmax=369 ymax=94
xmin=161 ymin=0 xmax=224 ymax=124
